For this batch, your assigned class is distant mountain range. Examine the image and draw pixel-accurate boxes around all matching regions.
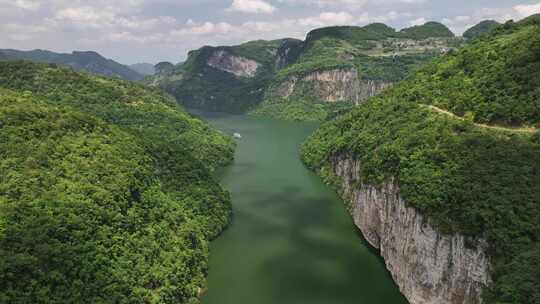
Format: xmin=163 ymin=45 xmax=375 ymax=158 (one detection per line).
xmin=148 ymin=20 xmax=464 ymax=115
xmin=147 ymin=19 xmax=505 ymax=118
xmin=129 ymin=63 xmax=156 ymax=76
xmin=0 ymin=49 xmax=144 ymax=81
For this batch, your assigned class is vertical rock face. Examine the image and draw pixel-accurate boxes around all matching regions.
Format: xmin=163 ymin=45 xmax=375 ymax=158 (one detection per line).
xmin=303 ymin=68 xmax=362 ymax=103
xmin=207 ymin=50 xmax=260 ymax=78
xmin=331 ymin=154 xmax=491 ymax=304
xmin=270 ymin=68 xmax=392 ymax=104
xmin=357 ymin=80 xmax=393 ymax=104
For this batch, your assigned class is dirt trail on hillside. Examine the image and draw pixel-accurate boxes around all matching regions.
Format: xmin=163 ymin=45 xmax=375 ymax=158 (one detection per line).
xmin=425 ymin=105 xmax=537 ymax=134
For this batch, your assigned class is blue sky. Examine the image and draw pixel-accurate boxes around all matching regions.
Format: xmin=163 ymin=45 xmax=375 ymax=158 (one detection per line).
xmin=1 ymin=0 xmax=539 ymax=64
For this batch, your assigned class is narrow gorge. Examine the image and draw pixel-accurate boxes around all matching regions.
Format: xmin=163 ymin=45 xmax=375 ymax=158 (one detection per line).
xmin=2 ymin=8 xmax=539 ymax=304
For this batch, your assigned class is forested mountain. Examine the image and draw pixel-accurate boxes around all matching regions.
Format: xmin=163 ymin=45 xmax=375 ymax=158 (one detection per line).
xmin=255 ymin=22 xmax=462 ymax=121
xmin=148 ymin=21 xmax=463 ymax=120
xmin=301 ymin=15 xmax=540 ymax=303
xmin=0 ymin=61 xmax=235 ymax=303
xmin=399 ymin=21 xmax=455 ymax=39
xmin=129 ymin=63 xmax=156 ymax=75
xmin=0 ymin=49 xmax=144 ymax=81
xmin=148 ymin=39 xmax=288 ymax=113
xmin=463 ymin=20 xmax=501 ymax=39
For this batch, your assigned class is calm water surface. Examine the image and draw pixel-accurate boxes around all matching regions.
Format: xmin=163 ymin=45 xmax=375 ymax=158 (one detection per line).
xmin=198 ymin=112 xmax=407 ymax=304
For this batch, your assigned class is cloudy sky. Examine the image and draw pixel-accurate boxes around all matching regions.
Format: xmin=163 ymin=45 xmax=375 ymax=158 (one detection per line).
xmin=1 ymin=0 xmax=540 ymax=64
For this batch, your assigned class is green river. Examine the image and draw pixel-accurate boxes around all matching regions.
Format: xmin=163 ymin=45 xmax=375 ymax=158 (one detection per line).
xmin=199 ymin=112 xmax=408 ymax=304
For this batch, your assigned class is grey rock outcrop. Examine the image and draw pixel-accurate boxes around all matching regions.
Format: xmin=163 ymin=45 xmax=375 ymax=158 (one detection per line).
xmin=207 ymin=50 xmax=260 ymax=78
xmin=330 ymin=154 xmax=491 ymax=304
xmin=269 ymin=68 xmax=392 ymax=105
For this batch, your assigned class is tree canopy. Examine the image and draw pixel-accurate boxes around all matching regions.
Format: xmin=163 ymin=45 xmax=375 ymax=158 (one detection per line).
xmin=0 ymin=61 xmax=235 ymax=303
xmin=301 ymin=15 xmax=540 ymax=304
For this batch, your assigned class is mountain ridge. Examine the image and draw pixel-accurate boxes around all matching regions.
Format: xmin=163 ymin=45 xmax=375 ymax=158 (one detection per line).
xmin=0 ymin=49 xmax=144 ymax=81
xmin=148 ymin=20 xmax=464 ymax=118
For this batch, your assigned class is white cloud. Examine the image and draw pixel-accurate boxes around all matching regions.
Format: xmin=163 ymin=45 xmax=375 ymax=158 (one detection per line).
xmin=372 ymin=10 xmax=412 ymax=23
xmin=1 ymin=0 xmax=539 ymax=64
xmin=399 ymin=0 xmax=426 ymax=3
xmin=277 ymin=0 xmax=368 ymax=9
xmin=171 ymin=11 xmax=365 ymax=39
xmin=513 ymin=3 xmax=540 ymax=18
xmin=14 ymin=0 xmax=41 ymax=10
xmin=51 ymin=6 xmax=176 ymax=31
xmin=0 ymin=0 xmax=41 ymax=11
xmin=408 ymin=17 xmax=426 ymax=26
xmin=316 ymin=0 xmax=368 ymax=7
xmin=0 ymin=23 xmax=48 ymax=41
xmin=172 ymin=22 xmax=236 ymax=36
xmin=320 ymin=11 xmax=354 ymax=23
xmin=54 ymin=6 xmax=115 ymax=28
xmin=440 ymin=3 xmax=540 ymax=35
xmin=278 ymin=0 xmax=428 ymax=8
xmin=227 ymin=0 xmax=276 ymax=14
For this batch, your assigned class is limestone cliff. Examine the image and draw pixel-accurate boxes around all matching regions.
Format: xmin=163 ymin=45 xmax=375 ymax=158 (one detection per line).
xmin=207 ymin=50 xmax=260 ymax=78
xmin=269 ymin=68 xmax=392 ymax=105
xmin=330 ymin=154 xmax=491 ymax=304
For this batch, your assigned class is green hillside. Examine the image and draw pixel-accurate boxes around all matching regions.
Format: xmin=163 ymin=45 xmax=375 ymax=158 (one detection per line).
xmin=393 ymin=18 xmax=540 ymax=126
xmin=399 ymin=21 xmax=455 ymax=39
xmin=150 ymin=21 xmax=463 ymax=118
xmin=301 ymin=16 xmax=540 ymax=304
xmin=463 ymin=20 xmax=501 ymax=39
xmin=152 ymin=40 xmax=284 ymax=113
xmin=0 ymin=61 xmax=235 ymax=303
xmin=254 ymin=22 xmax=461 ymax=121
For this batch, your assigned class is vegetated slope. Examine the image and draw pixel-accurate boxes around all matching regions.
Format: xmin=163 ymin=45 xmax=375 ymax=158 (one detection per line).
xmin=463 ymin=20 xmax=501 ymax=39
xmin=149 ymin=39 xmax=291 ymax=113
xmin=399 ymin=21 xmax=455 ymax=39
xmin=0 ymin=49 xmax=144 ymax=81
xmin=254 ymin=22 xmax=463 ymax=121
xmin=150 ymin=22 xmax=462 ymax=118
xmin=301 ymin=15 xmax=540 ymax=303
xmin=395 ymin=17 xmax=540 ymax=127
xmin=0 ymin=61 xmax=235 ymax=303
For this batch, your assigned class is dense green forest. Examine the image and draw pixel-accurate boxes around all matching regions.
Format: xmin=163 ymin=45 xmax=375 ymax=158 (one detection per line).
xmin=398 ymin=21 xmax=455 ymax=39
xmin=393 ymin=18 xmax=540 ymax=127
xmin=301 ymin=15 xmax=540 ymax=303
xmin=0 ymin=61 xmax=235 ymax=303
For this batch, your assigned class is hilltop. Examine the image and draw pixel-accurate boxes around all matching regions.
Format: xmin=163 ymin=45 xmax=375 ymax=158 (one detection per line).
xmin=463 ymin=20 xmax=501 ymax=39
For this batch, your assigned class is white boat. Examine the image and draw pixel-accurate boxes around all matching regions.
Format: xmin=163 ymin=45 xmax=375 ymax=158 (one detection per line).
xmin=233 ymin=133 xmax=242 ymax=139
